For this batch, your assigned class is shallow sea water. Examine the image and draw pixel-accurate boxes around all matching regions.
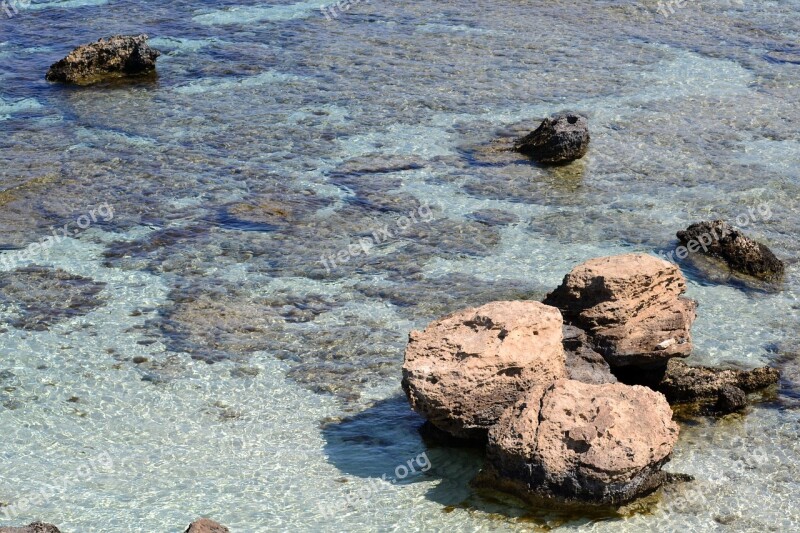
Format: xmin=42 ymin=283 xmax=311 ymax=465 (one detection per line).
xmin=1 ymin=0 xmax=799 ymax=531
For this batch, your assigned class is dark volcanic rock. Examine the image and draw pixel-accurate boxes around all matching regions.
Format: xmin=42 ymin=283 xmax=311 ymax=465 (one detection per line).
xmin=514 ymin=113 xmax=590 ymax=164
xmin=0 ymin=523 xmax=61 ymax=533
xmin=562 ymin=325 xmax=617 ymax=385
xmin=676 ymin=220 xmax=785 ymax=281
xmin=46 ymin=35 xmax=160 ymax=85
xmin=715 ymin=385 xmax=747 ymax=413
xmin=184 ymin=518 xmax=230 ymax=533
xmin=614 ymin=359 xmax=779 ymax=406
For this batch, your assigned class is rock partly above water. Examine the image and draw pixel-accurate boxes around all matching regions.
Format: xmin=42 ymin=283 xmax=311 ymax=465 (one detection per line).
xmin=514 ymin=113 xmax=590 ymax=164
xmin=46 ymin=35 xmax=160 ymax=85
xmin=184 ymin=518 xmax=230 ymax=533
xmin=0 ymin=523 xmax=61 ymax=533
xmin=544 ymin=253 xmax=697 ymax=368
xmin=484 ymin=379 xmax=679 ymax=506
xmin=614 ymin=359 xmax=779 ymax=414
xmin=677 ymin=220 xmax=785 ymax=281
xmin=401 ymin=301 xmax=566 ymax=440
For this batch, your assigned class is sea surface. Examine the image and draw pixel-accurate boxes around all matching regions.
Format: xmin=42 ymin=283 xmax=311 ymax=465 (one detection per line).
xmin=1 ymin=0 xmax=799 ymax=531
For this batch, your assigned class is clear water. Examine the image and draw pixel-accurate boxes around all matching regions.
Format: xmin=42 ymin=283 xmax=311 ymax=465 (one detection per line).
xmin=1 ymin=0 xmax=799 ymax=531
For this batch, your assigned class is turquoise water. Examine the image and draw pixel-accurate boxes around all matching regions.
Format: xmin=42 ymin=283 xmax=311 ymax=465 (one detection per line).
xmin=1 ymin=0 xmax=799 ymax=531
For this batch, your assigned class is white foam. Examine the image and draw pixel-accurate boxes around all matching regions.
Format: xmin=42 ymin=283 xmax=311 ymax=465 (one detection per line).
xmin=193 ymin=1 xmax=321 ymax=25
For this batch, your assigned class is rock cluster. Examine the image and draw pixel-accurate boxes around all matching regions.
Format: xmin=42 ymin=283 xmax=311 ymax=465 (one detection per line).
xmin=514 ymin=113 xmax=590 ymax=164
xmin=544 ymin=253 xmax=697 ymax=368
xmin=677 ymin=220 xmax=785 ymax=281
xmin=402 ymin=252 xmax=780 ymax=508
xmin=484 ymin=380 xmax=679 ymax=505
xmin=401 ymin=301 xmax=566 ymax=440
xmin=46 ymin=35 xmax=160 ymax=85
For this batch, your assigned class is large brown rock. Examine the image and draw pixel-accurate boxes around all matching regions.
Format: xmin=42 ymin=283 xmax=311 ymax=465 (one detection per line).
xmin=484 ymin=379 xmax=679 ymax=506
xmin=46 ymin=35 xmax=160 ymax=85
xmin=0 ymin=523 xmax=61 ymax=533
xmin=402 ymin=301 xmax=566 ymax=439
xmin=184 ymin=518 xmax=230 ymax=533
xmin=544 ymin=253 xmax=697 ymax=368
xmin=676 ymin=220 xmax=785 ymax=281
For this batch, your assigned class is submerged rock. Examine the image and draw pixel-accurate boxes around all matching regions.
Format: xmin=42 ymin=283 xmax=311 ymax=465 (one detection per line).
xmin=562 ymin=325 xmax=617 ymax=385
xmin=0 ymin=523 xmax=61 ymax=533
xmin=46 ymin=35 xmax=160 ymax=85
xmin=514 ymin=113 xmax=590 ymax=164
xmin=615 ymin=358 xmax=779 ymax=411
xmin=676 ymin=220 xmax=785 ymax=281
xmin=0 ymin=266 xmax=106 ymax=331
xmin=484 ymin=379 xmax=679 ymax=506
xmin=401 ymin=301 xmax=566 ymax=440
xmin=544 ymin=253 xmax=696 ymax=368
xmin=184 ymin=518 xmax=230 ymax=533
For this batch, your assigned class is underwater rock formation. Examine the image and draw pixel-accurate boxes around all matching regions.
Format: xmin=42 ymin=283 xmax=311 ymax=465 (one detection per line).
xmin=401 ymin=301 xmax=566 ymax=440
xmin=544 ymin=253 xmax=696 ymax=368
xmin=677 ymin=220 xmax=785 ymax=281
xmin=484 ymin=379 xmax=679 ymax=506
xmin=46 ymin=35 xmax=160 ymax=85
xmin=514 ymin=113 xmax=590 ymax=164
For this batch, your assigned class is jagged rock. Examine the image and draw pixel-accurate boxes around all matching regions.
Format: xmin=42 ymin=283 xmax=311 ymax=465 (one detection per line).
xmin=484 ymin=379 xmax=679 ymax=506
xmin=0 ymin=523 xmax=61 ymax=533
xmin=544 ymin=253 xmax=697 ymax=368
xmin=514 ymin=113 xmax=590 ymax=164
xmin=676 ymin=220 xmax=784 ymax=281
xmin=715 ymin=385 xmax=747 ymax=413
xmin=562 ymin=325 xmax=617 ymax=384
xmin=46 ymin=35 xmax=160 ymax=85
xmin=184 ymin=518 xmax=230 ymax=533
xmin=615 ymin=358 xmax=779 ymax=406
xmin=401 ymin=301 xmax=566 ymax=440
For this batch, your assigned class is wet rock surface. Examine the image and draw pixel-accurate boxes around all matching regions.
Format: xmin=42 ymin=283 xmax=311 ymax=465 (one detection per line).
xmin=544 ymin=253 xmax=697 ymax=368
xmin=677 ymin=220 xmax=785 ymax=281
xmin=46 ymin=35 xmax=160 ymax=85
xmin=402 ymin=301 xmax=566 ymax=439
xmin=514 ymin=113 xmax=590 ymax=164
xmin=0 ymin=523 xmax=61 ymax=533
xmin=484 ymin=379 xmax=679 ymax=506
xmin=0 ymin=266 xmax=106 ymax=330
xmin=614 ymin=358 xmax=779 ymax=407
xmin=184 ymin=518 xmax=230 ymax=533
xmin=715 ymin=385 xmax=747 ymax=413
